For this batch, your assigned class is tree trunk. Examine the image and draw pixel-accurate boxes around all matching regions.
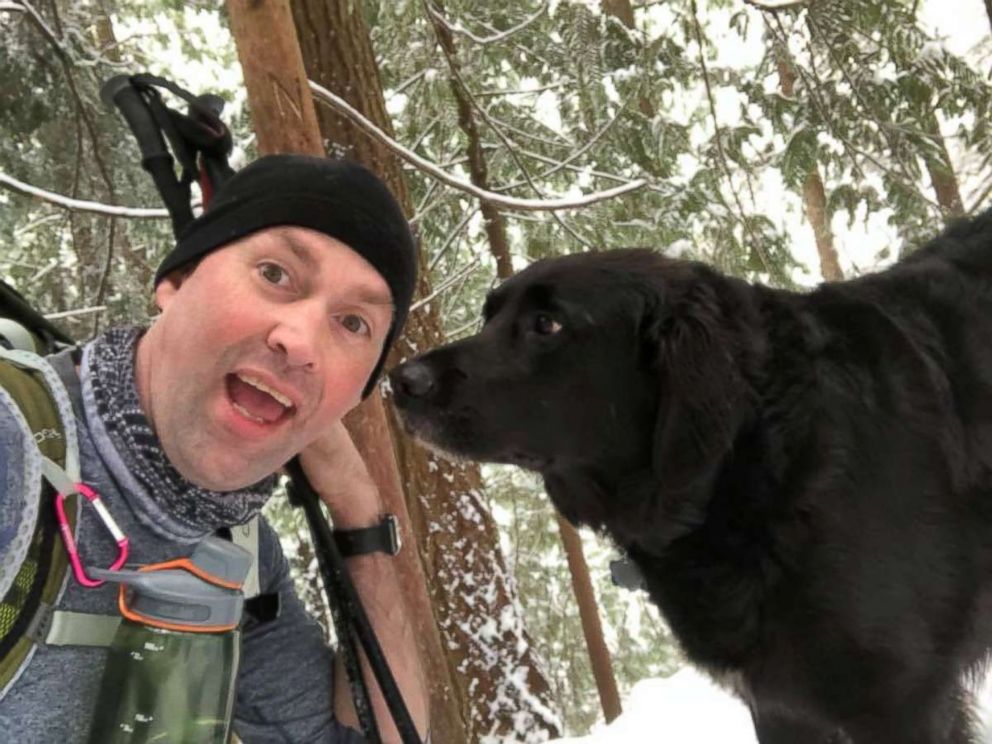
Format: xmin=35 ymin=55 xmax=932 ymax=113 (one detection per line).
xmin=921 ymin=112 xmax=964 ymax=218
xmin=776 ymin=53 xmax=843 ymax=281
xmin=601 ymin=0 xmax=654 ymax=118
xmin=429 ymin=1 xmax=621 ymax=725
xmin=225 ymin=0 xmax=455 ymax=739
xmin=289 ymin=1 xmax=561 ymax=740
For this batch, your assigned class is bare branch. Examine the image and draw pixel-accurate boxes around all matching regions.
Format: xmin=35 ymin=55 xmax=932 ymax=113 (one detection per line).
xmin=0 ymin=172 xmax=170 ymax=218
xmin=424 ymin=1 xmax=547 ymax=46
xmin=309 ymin=81 xmax=647 ymax=211
xmin=44 ymin=305 xmax=107 ymax=320
xmin=0 ymin=2 xmax=26 ymax=11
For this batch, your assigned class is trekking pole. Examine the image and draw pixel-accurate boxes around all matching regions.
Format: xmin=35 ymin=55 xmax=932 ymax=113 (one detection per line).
xmin=286 ymin=457 xmax=421 ymax=744
xmin=100 ymin=76 xmax=195 ymax=236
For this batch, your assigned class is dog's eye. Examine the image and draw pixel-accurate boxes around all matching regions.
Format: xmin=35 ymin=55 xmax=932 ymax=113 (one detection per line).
xmin=533 ymin=314 xmax=562 ymax=335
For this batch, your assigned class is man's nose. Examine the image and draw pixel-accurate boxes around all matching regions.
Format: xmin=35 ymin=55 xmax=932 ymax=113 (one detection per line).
xmin=390 ymin=360 xmax=436 ymax=399
xmin=266 ymin=303 xmax=324 ymax=369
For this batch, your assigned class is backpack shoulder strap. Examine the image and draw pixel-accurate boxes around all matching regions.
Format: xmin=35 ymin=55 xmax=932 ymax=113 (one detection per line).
xmin=0 ymin=347 xmax=80 ymax=698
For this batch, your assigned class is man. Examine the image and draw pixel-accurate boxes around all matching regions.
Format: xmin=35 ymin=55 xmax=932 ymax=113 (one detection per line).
xmin=0 ymin=154 xmax=429 ymax=742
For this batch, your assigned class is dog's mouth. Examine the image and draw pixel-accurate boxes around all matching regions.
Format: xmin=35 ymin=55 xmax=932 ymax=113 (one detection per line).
xmin=394 ymin=407 xmax=553 ymax=471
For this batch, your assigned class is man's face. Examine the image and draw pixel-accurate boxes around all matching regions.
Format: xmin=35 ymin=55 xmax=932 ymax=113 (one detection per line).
xmin=135 ymin=226 xmax=394 ymax=491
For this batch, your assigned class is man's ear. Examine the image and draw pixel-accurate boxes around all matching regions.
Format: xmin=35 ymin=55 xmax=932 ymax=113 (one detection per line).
xmin=153 ymin=265 xmax=195 ymax=312
xmin=645 ymin=275 xmax=752 ymax=495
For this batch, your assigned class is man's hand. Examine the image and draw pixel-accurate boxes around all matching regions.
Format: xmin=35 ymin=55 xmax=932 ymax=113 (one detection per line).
xmin=296 ymin=420 xmax=383 ymax=528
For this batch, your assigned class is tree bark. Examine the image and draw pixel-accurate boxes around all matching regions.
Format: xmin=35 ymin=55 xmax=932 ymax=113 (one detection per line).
xmin=429 ymin=1 xmax=620 ymax=725
xmin=289 ymin=0 xmax=561 ymax=740
xmin=225 ymin=0 xmax=449 ymax=738
xmin=921 ymin=112 xmax=964 ymax=218
xmin=776 ymin=53 xmax=843 ymax=281
xmin=601 ymin=0 xmax=654 ymax=118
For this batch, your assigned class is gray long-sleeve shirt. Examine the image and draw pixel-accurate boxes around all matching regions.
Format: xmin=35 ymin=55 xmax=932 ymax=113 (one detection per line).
xmin=0 ymin=346 xmax=364 ymax=743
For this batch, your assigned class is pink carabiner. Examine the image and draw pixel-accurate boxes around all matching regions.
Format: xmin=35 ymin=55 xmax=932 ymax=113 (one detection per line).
xmin=54 ymin=482 xmax=130 ymax=588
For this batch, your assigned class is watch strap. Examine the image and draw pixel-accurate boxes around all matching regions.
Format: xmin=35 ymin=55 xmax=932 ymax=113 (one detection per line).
xmin=333 ymin=514 xmax=401 ymax=557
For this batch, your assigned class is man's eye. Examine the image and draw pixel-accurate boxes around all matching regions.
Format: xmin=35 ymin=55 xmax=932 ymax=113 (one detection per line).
xmin=341 ymin=314 xmax=370 ymax=336
xmin=533 ymin=314 xmax=562 ymax=335
xmin=259 ymin=262 xmax=289 ymax=286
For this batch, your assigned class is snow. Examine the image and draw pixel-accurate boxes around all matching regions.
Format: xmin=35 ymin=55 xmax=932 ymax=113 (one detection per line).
xmin=552 ymin=668 xmax=755 ymax=744
xmin=550 ymin=666 xmax=992 ymax=743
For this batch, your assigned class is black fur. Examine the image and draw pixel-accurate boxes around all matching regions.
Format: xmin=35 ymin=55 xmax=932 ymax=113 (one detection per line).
xmin=389 ymin=212 xmax=992 ymax=744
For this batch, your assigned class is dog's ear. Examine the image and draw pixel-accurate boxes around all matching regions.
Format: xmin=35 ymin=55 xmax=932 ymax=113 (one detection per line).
xmin=644 ymin=271 xmax=752 ymax=495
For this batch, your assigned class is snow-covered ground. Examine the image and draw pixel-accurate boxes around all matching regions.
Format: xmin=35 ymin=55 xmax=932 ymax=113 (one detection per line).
xmin=552 ymin=667 xmax=992 ymax=743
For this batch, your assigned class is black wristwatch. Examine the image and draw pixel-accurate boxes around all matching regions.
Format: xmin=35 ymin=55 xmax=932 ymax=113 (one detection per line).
xmin=333 ymin=515 xmax=401 ymax=557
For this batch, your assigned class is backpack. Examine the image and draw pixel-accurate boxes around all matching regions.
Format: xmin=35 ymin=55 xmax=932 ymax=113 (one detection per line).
xmin=0 ymin=279 xmax=260 ymax=699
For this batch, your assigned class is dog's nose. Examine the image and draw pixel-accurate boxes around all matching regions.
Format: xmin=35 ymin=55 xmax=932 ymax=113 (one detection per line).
xmin=392 ymin=361 xmax=436 ymax=399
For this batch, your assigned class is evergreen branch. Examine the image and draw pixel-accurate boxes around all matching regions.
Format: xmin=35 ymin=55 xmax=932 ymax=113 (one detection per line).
xmin=445 ymin=315 xmax=482 ymax=340
xmin=309 ymin=81 xmax=648 ymax=212
xmin=0 ymin=172 xmax=169 ymax=218
xmin=411 ymin=178 xmax=443 ymax=226
xmin=11 ymin=1 xmax=62 ymax=55
xmin=26 ymin=0 xmax=121 ymax=327
xmin=491 ymin=88 xmax=639 ymax=192
xmin=690 ymin=0 xmax=777 ymax=281
xmin=428 ymin=207 xmax=478 ymax=273
xmin=765 ymin=14 xmax=943 ymax=212
xmin=426 ymin=2 xmax=596 ymax=250
xmin=424 ymin=1 xmax=547 ymax=46
xmin=805 ymin=13 xmax=925 ymax=195
xmin=390 ymin=68 xmax=428 ymax=99
xmin=411 ymin=256 xmax=482 ymax=311
xmin=473 ymin=112 xmax=573 ymax=148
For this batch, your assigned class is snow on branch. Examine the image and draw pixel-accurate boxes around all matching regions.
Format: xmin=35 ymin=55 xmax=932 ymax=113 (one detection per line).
xmin=0 ymin=2 xmax=26 ymax=12
xmin=0 ymin=172 xmax=169 ymax=218
xmin=44 ymin=305 xmax=107 ymax=320
xmin=309 ymin=81 xmax=647 ymax=212
xmin=424 ymin=1 xmax=548 ymax=46
xmin=742 ymin=0 xmax=813 ymax=10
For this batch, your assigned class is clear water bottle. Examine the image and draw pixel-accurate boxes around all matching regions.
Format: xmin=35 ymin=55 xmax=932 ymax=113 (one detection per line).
xmin=86 ymin=536 xmax=252 ymax=744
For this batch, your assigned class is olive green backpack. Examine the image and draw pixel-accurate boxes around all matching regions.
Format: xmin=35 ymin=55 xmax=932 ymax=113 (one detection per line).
xmin=0 ymin=280 xmax=80 ymax=696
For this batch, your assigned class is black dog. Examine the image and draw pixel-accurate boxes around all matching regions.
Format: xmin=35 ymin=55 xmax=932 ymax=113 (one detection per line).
xmin=389 ymin=212 xmax=992 ymax=744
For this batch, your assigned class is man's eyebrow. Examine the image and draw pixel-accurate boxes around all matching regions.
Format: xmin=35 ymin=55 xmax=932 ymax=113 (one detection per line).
xmin=282 ymin=235 xmax=318 ymax=271
xmin=352 ymin=288 xmax=394 ymax=308
xmin=281 ymin=233 xmax=393 ymax=308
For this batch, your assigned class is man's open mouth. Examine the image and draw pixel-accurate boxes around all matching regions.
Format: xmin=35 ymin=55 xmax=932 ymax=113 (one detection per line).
xmin=225 ymin=372 xmax=296 ymax=425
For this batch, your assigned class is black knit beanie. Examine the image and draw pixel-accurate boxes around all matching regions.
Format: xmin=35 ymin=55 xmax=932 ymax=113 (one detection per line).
xmin=154 ymin=154 xmax=417 ymax=398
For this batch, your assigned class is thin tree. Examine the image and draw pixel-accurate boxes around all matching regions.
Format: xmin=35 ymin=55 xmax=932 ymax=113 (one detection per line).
xmin=428 ymin=0 xmax=621 ymax=725
xmin=775 ymin=47 xmax=843 ymax=281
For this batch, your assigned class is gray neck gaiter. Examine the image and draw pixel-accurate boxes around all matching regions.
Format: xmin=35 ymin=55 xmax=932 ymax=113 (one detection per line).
xmin=82 ymin=326 xmax=275 ymax=542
